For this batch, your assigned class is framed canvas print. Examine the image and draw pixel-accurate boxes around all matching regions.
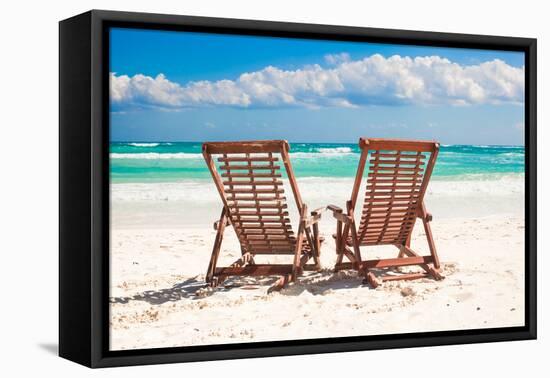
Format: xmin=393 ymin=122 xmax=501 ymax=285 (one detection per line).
xmin=59 ymin=10 xmax=536 ymax=368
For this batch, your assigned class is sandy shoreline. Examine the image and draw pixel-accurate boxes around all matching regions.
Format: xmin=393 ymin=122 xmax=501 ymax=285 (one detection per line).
xmin=109 ymin=213 xmax=525 ymax=350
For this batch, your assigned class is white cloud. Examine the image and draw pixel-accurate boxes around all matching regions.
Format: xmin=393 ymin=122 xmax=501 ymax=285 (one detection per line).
xmin=324 ymin=52 xmax=351 ymax=65
xmin=110 ymin=54 xmax=524 ymax=110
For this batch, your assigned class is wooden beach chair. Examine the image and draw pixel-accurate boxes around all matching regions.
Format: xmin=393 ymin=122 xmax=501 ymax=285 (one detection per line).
xmin=202 ymin=140 xmax=324 ymax=291
xmin=328 ymin=138 xmax=443 ymax=288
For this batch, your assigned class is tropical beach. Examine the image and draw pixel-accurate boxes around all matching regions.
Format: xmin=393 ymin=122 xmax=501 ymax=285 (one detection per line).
xmin=109 ymin=142 xmax=525 ymax=350
xmin=108 ymin=26 xmax=526 ymax=351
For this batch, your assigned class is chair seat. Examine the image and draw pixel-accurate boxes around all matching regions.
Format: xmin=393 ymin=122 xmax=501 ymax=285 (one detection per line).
xmin=247 ymin=235 xmax=325 ymax=255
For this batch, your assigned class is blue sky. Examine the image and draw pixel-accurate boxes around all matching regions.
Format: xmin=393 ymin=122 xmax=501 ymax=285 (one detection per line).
xmin=110 ymin=27 xmax=525 ymax=145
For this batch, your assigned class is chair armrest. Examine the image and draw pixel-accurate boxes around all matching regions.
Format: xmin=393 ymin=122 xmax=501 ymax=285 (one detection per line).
xmin=304 ymin=206 xmax=327 ymax=227
xmin=417 ymin=202 xmax=433 ymax=222
xmin=213 ymin=218 xmax=230 ymax=230
xmin=415 ymin=213 xmax=432 ymax=222
xmin=311 ymin=206 xmax=327 ymax=216
xmin=327 ymin=204 xmax=343 ymax=213
xmin=327 ymin=204 xmax=352 ymax=224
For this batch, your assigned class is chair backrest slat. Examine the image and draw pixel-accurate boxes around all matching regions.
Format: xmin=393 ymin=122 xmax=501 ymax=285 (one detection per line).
xmin=351 ymin=138 xmax=439 ymax=246
xmin=203 ymin=141 xmax=303 ymax=255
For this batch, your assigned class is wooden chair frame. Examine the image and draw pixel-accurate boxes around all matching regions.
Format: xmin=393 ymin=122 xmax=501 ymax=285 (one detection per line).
xmin=328 ymin=138 xmax=443 ymax=287
xmin=202 ymin=140 xmax=324 ymax=291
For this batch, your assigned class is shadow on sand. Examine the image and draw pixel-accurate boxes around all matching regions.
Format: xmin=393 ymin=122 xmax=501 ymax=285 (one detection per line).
xmin=108 ymin=268 xmax=409 ymax=305
xmin=109 ymin=275 xmax=283 ymax=305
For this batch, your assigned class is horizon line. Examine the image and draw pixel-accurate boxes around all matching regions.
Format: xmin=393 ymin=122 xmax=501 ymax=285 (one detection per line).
xmin=110 ymin=140 xmax=525 ymax=147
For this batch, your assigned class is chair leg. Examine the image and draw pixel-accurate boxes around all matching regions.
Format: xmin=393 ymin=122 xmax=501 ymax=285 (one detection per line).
xmin=348 ymin=220 xmax=362 ymax=263
xmin=305 ymin=226 xmax=320 ymax=270
xmin=205 ymin=209 xmax=228 ymax=284
xmin=312 ymin=223 xmax=322 ymax=270
xmin=422 ymin=217 xmax=440 ymax=269
xmin=427 ymin=265 xmax=444 ymax=280
xmin=362 ymin=270 xmax=380 ymax=288
xmin=292 ymin=208 xmax=307 ymax=282
xmin=267 ymin=274 xmax=291 ymax=294
xmin=401 ymin=245 xmax=444 ymax=281
xmin=335 ymin=222 xmax=348 ymax=269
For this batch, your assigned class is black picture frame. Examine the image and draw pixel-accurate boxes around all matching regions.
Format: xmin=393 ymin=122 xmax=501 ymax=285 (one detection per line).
xmin=59 ymin=9 xmax=537 ymax=368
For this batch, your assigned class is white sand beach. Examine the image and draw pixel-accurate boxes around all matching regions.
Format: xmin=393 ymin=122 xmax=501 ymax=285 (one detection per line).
xmin=109 ymin=178 xmax=525 ymax=350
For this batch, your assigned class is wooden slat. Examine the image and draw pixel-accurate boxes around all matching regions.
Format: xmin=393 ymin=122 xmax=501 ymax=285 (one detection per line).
xmin=363 ymin=193 xmax=421 ymax=199
xmin=359 ymin=225 xmax=414 ymax=233
xmin=217 ymin=156 xmax=278 ymax=163
xmin=225 ymin=188 xmax=284 ymax=194
xmin=381 ymin=273 xmax=430 ymax=281
xmin=245 ymin=241 xmax=294 ymax=246
xmin=360 ymin=231 xmax=410 ymax=238
xmin=367 ymin=178 xmax=422 ymax=184
xmin=358 ymin=220 xmax=415 ymax=228
xmin=360 ymin=234 xmax=409 ymax=241
xmin=365 ymin=187 xmax=421 ymax=193
xmin=360 ymin=218 xmax=416 ymax=225
xmin=360 ymin=212 xmax=416 ymax=220
xmin=370 ymin=158 xmax=424 ymax=165
xmin=364 ymin=138 xmax=437 ymax=152
xmin=359 ymin=229 xmax=413 ymax=237
xmin=246 ymin=234 xmax=292 ymax=240
xmin=371 ymin=152 xmax=426 ymax=159
xmin=371 ymin=166 xmax=423 ymax=172
xmin=361 ymin=202 xmax=417 ymax=209
xmin=370 ymin=158 xmax=425 ymax=164
xmin=230 ymin=210 xmax=289 ymax=216
xmin=238 ymin=224 xmax=292 ymax=230
xmin=228 ymin=195 xmax=286 ymax=201
xmin=368 ymin=172 xmax=424 ymax=178
xmin=366 ymin=182 xmax=421 ymax=188
xmin=214 ymin=264 xmax=294 ymax=276
xmin=223 ymin=180 xmax=283 ymax=186
xmin=241 ymin=229 xmax=293 ymax=235
xmin=222 ymin=172 xmax=282 ymax=178
xmin=233 ymin=218 xmax=290 ymax=223
xmin=247 ymin=243 xmax=294 ymax=248
xmin=228 ymin=203 xmax=288 ymax=209
xmin=360 ymin=209 xmax=416 ymax=216
xmin=220 ymin=164 xmax=280 ymax=171
xmin=359 ymin=256 xmax=433 ymax=269
xmin=240 ymin=244 xmax=294 ymax=251
xmin=204 ymin=140 xmax=286 ymax=154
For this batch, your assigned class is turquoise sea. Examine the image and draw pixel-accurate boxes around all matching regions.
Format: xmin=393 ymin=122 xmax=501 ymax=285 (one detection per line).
xmin=110 ymin=142 xmax=525 ymax=183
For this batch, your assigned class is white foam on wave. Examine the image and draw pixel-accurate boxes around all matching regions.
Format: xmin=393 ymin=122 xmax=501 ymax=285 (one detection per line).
xmin=111 ymin=174 xmax=524 ymax=202
xmin=428 ymin=174 xmax=524 ymax=196
xmin=111 ymin=174 xmax=525 ymax=222
xmin=290 ymin=147 xmax=357 ymax=159
xmin=110 ymin=152 xmax=203 ymax=159
xmin=127 ymin=143 xmax=160 ymax=147
xmin=498 ymin=152 xmax=524 ymax=157
xmin=316 ymin=147 xmax=353 ymax=154
xmin=112 ymin=149 xmax=358 ymax=160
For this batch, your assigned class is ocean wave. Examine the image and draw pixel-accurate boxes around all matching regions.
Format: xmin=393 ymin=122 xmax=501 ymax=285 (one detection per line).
xmin=110 ymin=152 xmax=203 ymax=159
xmin=316 ymin=147 xmax=353 ymax=153
xmin=441 ymin=144 xmax=523 ymax=149
xmin=127 ymin=143 xmax=160 ymax=147
xmin=290 ymin=147 xmax=358 ymax=158
xmin=498 ymin=152 xmax=525 ymax=157
xmin=111 ymin=174 xmax=524 ymax=202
